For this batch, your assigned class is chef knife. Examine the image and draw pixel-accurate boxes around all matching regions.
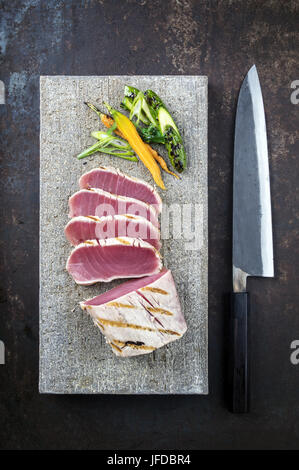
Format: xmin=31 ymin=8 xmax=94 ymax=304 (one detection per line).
xmin=229 ymin=65 xmax=274 ymax=413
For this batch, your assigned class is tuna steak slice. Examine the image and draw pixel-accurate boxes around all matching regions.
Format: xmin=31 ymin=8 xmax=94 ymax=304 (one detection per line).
xmin=64 ymin=214 xmax=161 ymax=250
xmin=66 ymin=237 xmax=162 ymax=285
xmin=79 ymin=166 xmax=162 ymax=213
xmin=68 ymin=188 xmax=159 ymax=228
xmin=80 ymin=268 xmax=187 ymax=357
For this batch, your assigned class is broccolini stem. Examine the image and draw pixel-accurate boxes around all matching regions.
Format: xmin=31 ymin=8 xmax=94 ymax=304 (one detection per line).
xmin=77 ymin=140 xmax=138 ymax=161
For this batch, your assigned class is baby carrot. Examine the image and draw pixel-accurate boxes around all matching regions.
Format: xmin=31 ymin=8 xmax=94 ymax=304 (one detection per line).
xmin=105 ymin=104 xmax=166 ymax=190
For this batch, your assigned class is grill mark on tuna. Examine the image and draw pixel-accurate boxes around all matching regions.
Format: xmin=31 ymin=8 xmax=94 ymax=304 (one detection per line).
xmin=141 ymin=287 xmax=168 ymax=295
xmin=110 ymin=342 xmax=123 ymax=353
xmin=112 ymin=339 xmax=156 ymax=351
xmin=96 ymin=318 xmax=180 ymax=336
xmin=124 ymin=340 xmax=144 ymax=346
xmin=106 ymin=302 xmax=135 ymax=309
xmin=160 ymin=329 xmax=181 ymax=336
xmin=147 ymin=307 xmax=173 ymax=316
xmin=96 ymin=318 xmax=157 ymax=332
xmin=115 ymin=237 xmax=132 ymax=245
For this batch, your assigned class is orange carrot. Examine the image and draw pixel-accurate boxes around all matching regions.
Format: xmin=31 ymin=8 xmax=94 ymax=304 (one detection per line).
xmin=100 ymin=113 xmax=125 ymax=138
xmin=99 ymin=111 xmax=178 ymax=179
xmin=145 ymin=144 xmax=180 ymax=179
xmin=105 ymin=104 xmax=165 ymax=189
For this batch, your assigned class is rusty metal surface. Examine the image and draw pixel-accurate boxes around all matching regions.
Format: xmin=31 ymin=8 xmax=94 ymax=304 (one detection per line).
xmin=0 ymin=0 xmax=299 ymax=449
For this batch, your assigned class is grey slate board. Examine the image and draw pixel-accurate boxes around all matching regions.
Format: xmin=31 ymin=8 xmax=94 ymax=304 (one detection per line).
xmin=39 ymin=76 xmax=208 ymax=394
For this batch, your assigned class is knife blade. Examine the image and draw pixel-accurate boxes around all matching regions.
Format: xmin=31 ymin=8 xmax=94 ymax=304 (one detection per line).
xmin=229 ymin=65 xmax=274 ymax=413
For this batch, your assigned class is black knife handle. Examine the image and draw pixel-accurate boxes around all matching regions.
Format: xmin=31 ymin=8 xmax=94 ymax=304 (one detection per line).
xmin=228 ymin=292 xmax=249 ymax=413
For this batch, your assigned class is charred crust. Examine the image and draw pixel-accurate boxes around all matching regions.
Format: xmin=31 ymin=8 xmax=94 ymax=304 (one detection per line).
xmin=124 ymin=341 xmax=145 ymax=346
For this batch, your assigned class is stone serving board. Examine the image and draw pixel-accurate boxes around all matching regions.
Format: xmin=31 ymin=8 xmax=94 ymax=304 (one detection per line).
xmin=39 ymin=76 xmax=208 ymax=394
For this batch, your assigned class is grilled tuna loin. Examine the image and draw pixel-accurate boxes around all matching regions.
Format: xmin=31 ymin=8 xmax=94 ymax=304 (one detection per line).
xmin=68 ymin=188 xmax=159 ymax=227
xmin=79 ymin=166 xmax=162 ymax=213
xmin=64 ymin=214 xmax=161 ymax=250
xmin=66 ymin=237 xmax=162 ymax=285
xmin=81 ymin=268 xmax=187 ymax=357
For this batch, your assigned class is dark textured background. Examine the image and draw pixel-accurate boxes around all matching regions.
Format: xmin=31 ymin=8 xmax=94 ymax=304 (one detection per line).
xmin=0 ymin=0 xmax=298 ymax=450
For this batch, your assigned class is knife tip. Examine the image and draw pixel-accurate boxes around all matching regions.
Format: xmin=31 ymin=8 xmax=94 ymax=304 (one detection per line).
xmin=248 ymin=64 xmax=258 ymax=76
